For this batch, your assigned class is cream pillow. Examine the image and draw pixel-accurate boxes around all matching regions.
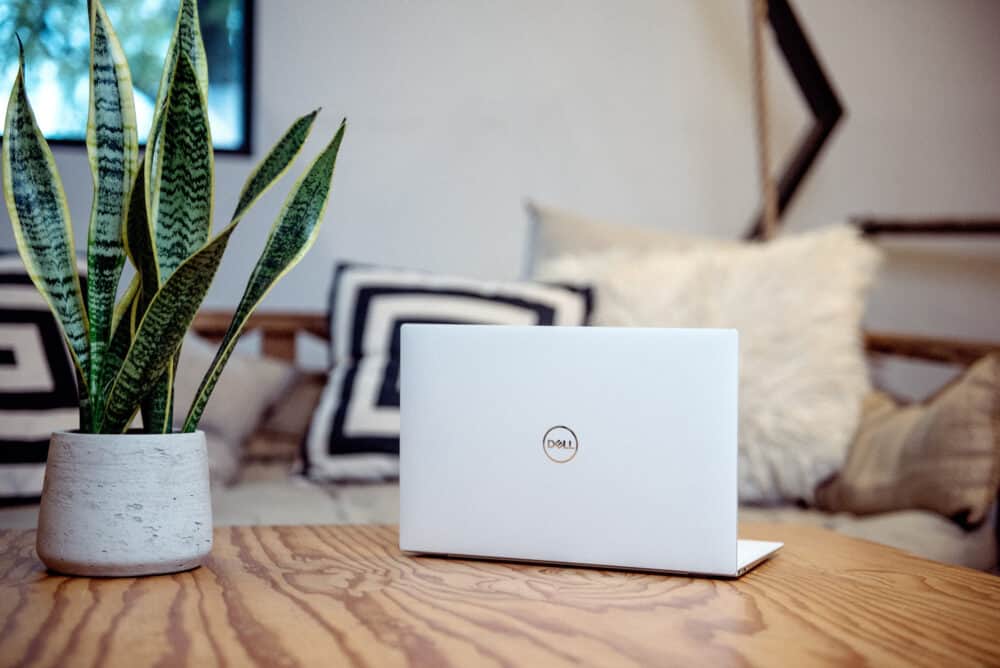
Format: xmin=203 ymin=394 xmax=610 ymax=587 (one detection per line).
xmin=538 ymin=225 xmax=882 ymax=504
xmin=172 ymin=334 xmax=296 ymax=483
xmin=815 ymin=355 xmax=1000 ymax=528
xmin=524 ymin=201 xmax=735 ymax=276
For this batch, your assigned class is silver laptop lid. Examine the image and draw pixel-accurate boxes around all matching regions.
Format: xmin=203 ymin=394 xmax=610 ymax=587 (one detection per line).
xmin=400 ymin=325 xmax=738 ymax=574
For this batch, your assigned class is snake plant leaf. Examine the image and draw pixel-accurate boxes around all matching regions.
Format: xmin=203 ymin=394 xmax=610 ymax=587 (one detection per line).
xmin=232 ymin=110 xmax=319 ymax=224
xmin=140 ymin=51 xmax=212 ymax=431
xmin=141 ymin=366 xmax=175 ymax=434
xmin=152 ymin=0 xmax=208 ymax=120
xmin=122 ymin=159 xmax=159 ymax=309
xmin=144 ymin=104 xmax=166 ymax=253
xmin=183 ymin=120 xmax=346 ymax=432
xmin=85 ymin=0 xmax=139 ymax=420
xmin=3 ymin=38 xmax=92 ymax=428
xmin=146 ymin=0 xmax=207 ymax=228
xmin=102 ymin=275 xmax=138 ymax=394
xmin=101 ymin=159 xmax=157 ymax=396
xmin=148 ymin=52 xmax=213 ymax=283
xmin=111 ymin=275 xmax=139 ymax=336
xmin=138 ymin=110 xmax=319 ymax=433
xmin=101 ymin=225 xmax=236 ymax=433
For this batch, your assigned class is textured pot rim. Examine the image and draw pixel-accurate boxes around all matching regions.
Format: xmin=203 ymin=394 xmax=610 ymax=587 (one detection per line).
xmin=51 ymin=429 xmax=206 ymax=438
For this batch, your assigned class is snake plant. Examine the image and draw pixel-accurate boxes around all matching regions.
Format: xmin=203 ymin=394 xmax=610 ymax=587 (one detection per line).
xmin=2 ymin=0 xmax=345 ymax=434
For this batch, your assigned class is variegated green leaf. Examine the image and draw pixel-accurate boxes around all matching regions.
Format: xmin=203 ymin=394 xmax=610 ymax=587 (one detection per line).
xmin=144 ymin=106 xmax=167 ymax=252
xmin=148 ymin=52 xmax=213 ymax=282
xmin=3 ymin=39 xmax=92 ymax=428
xmin=159 ymin=109 xmax=320 ymax=433
xmin=102 ymin=275 xmax=138 ymax=394
xmin=101 ymin=226 xmax=236 ymax=433
xmin=102 ymin=159 xmax=157 ymax=397
xmin=139 ymin=50 xmax=212 ymax=431
xmin=111 ymin=274 xmax=139 ymax=336
xmin=152 ymin=0 xmax=208 ymax=119
xmin=124 ymin=160 xmax=176 ymax=434
xmin=123 ymin=159 xmax=158 ymax=308
xmin=232 ymin=110 xmax=319 ymax=223
xmin=183 ymin=121 xmax=346 ymax=432
xmin=140 ymin=366 xmax=174 ymax=434
xmin=146 ymin=0 xmax=207 ymax=227
xmin=85 ymin=0 xmax=139 ymax=421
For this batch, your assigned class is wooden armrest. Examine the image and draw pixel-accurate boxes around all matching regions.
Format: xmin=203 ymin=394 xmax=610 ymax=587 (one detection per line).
xmin=193 ymin=311 xmax=1000 ymax=367
xmin=853 ymin=217 xmax=1000 ymax=237
xmin=193 ymin=311 xmax=328 ymax=362
xmin=193 ymin=311 xmax=328 ymax=339
xmin=863 ymin=331 xmax=1000 ymax=366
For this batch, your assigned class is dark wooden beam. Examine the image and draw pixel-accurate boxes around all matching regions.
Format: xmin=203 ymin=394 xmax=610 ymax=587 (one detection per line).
xmin=193 ymin=311 xmax=1000 ymax=368
xmin=193 ymin=310 xmax=328 ymax=340
xmin=745 ymin=0 xmax=845 ymax=240
xmin=193 ymin=311 xmax=328 ymax=363
xmin=864 ymin=331 xmax=1000 ymax=366
xmin=853 ymin=217 xmax=1000 ymax=237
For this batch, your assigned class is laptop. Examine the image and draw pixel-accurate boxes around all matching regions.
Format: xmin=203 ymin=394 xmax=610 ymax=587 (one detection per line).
xmin=399 ymin=325 xmax=782 ymax=577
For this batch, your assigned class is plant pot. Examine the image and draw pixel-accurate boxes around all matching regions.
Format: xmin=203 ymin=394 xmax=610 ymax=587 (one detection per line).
xmin=36 ymin=430 xmax=213 ymax=577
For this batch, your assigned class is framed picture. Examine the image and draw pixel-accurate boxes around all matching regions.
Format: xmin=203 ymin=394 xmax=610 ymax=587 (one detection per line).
xmin=0 ymin=0 xmax=253 ymax=154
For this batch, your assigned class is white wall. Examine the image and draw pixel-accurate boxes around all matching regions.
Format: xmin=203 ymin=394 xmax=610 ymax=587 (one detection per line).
xmin=778 ymin=0 xmax=1000 ymax=396
xmin=2 ymin=0 xmax=999 ymax=396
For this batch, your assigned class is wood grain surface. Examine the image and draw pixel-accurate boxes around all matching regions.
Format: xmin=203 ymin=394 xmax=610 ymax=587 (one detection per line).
xmin=2 ymin=523 xmax=999 ymax=667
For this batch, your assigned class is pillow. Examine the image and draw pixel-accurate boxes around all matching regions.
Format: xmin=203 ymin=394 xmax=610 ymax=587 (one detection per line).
xmin=0 ymin=254 xmax=85 ymax=502
xmin=260 ymin=372 xmax=326 ymax=437
xmin=815 ymin=355 xmax=1000 ymax=528
xmin=172 ymin=332 xmax=296 ymax=484
xmin=523 ymin=200 xmax=735 ymax=277
xmin=304 ymin=263 xmax=593 ymax=481
xmin=538 ymin=225 xmax=882 ymax=504
xmin=244 ymin=371 xmax=326 ymax=462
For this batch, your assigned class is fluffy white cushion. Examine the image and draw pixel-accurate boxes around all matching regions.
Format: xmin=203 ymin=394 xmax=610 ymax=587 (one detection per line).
xmin=538 ymin=225 xmax=882 ymax=504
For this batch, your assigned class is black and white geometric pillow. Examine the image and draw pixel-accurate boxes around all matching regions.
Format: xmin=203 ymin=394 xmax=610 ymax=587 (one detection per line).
xmin=304 ymin=263 xmax=593 ymax=481
xmin=0 ymin=254 xmax=84 ymax=502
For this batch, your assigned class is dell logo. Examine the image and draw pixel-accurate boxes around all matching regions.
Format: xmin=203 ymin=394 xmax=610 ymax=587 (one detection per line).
xmin=542 ymin=425 xmax=578 ymax=463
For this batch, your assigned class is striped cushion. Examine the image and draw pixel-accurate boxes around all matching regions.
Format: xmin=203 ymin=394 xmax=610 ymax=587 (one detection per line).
xmin=304 ymin=264 xmax=592 ymax=481
xmin=0 ymin=254 xmax=84 ymax=502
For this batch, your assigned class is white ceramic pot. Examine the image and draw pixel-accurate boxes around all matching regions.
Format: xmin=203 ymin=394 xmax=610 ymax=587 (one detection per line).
xmin=36 ymin=430 xmax=213 ymax=577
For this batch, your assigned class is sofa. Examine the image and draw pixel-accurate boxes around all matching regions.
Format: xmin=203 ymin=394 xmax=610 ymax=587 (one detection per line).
xmin=3 ymin=210 xmax=998 ymax=573
xmin=12 ymin=315 xmax=997 ymax=576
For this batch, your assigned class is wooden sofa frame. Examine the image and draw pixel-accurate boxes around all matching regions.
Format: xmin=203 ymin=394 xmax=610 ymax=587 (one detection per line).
xmin=192 ymin=308 xmax=1000 ymax=547
xmin=192 ymin=310 xmax=1000 ymax=368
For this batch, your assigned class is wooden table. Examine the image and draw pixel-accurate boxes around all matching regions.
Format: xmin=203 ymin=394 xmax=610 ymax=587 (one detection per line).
xmin=2 ymin=523 xmax=999 ymax=667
